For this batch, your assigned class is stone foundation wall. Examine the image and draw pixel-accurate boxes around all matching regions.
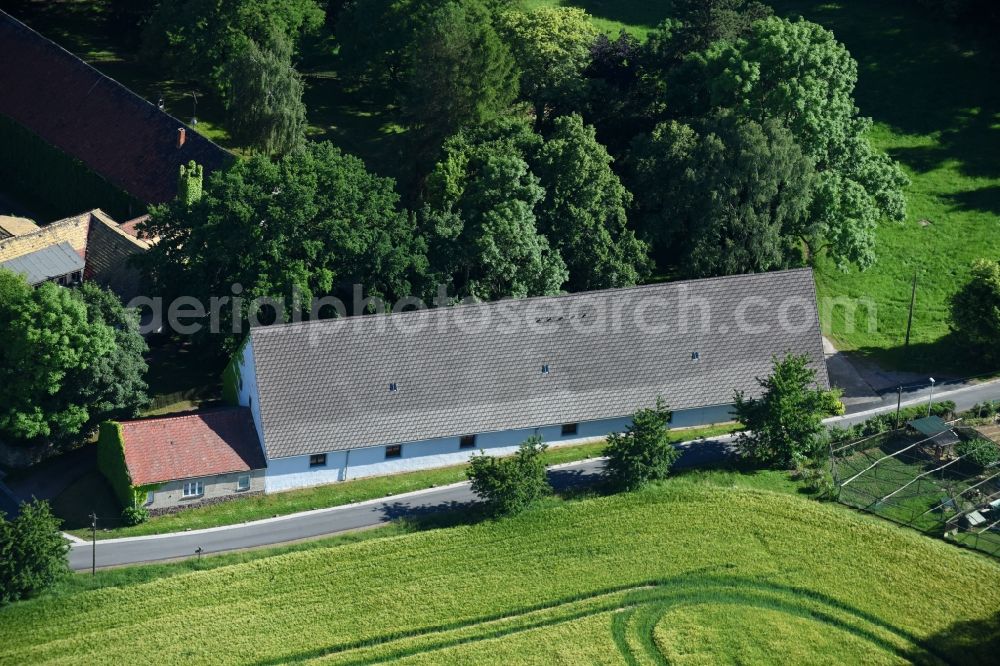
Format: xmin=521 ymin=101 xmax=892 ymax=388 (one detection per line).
xmin=148 ymin=490 xmax=264 ymax=517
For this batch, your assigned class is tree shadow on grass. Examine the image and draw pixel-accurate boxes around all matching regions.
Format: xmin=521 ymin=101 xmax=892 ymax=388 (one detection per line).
xmin=851 ymin=333 xmax=999 ymax=381
xmin=944 ymin=185 xmax=1000 ymax=217
xmin=768 ymin=0 xmax=1000 ymax=180
xmin=907 ymin=610 xmax=1000 ymax=665
xmin=559 ymin=0 xmax=672 ymax=31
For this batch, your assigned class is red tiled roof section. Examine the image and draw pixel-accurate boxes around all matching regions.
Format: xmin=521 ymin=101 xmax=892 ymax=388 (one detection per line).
xmin=0 ymin=11 xmax=232 ymax=205
xmin=121 ymin=408 xmax=266 ymax=486
xmin=119 ymin=215 xmax=150 ymax=239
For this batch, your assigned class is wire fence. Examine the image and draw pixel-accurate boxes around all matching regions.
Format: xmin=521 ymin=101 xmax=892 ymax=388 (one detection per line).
xmin=832 ymin=420 xmax=1000 ymax=558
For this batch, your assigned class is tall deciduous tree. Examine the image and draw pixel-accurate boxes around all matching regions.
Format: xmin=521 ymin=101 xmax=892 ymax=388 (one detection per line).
xmin=423 ymin=126 xmax=566 ymax=300
xmin=697 ymin=17 xmax=909 ymax=269
xmin=497 ymin=7 xmax=598 ymax=125
xmin=137 ymin=142 xmax=428 ymax=355
xmin=224 ymin=34 xmax=308 ymax=156
xmin=533 ymin=114 xmax=650 ymax=290
xmin=950 ymin=259 xmax=1000 ymax=364
xmin=335 ymin=0 xmax=438 ymax=85
xmin=142 ymin=0 xmax=323 ymax=102
xmin=646 ymin=0 xmax=772 ymax=66
xmin=69 ymin=283 xmax=150 ymax=430
xmin=734 ymin=353 xmax=842 ymax=468
xmin=629 ymin=112 xmax=814 ymax=277
xmin=582 ymin=30 xmax=648 ymax=154
xmin=402 ymin=0 xmax=519 ymax=168
xmin=0 ymin=272 xmax=115 ymax=445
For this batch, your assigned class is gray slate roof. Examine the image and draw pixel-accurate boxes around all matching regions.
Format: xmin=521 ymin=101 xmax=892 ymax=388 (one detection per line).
xmin=250 ymin=268 xmax=829 ymax=459
xmin=0 ymin=241 xmax=84 ymax=284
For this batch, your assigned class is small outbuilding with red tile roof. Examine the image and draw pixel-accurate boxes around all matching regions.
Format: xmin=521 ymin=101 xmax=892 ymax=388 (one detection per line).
xmin=101 ymin=408 xmax=266 ymax=514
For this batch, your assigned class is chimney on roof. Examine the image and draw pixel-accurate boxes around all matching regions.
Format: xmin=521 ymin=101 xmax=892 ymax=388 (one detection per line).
xmin=177 ymin=127 xmax=186 ymax=148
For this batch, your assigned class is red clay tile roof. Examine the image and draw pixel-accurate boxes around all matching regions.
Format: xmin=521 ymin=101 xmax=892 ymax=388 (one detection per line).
xmin=119 ymin=215 xmax=150 ymax=239
xmin=121 ymin=408 xmax=265 ymax=486
xmin=0 ymin=10 xmax=232 ymax=205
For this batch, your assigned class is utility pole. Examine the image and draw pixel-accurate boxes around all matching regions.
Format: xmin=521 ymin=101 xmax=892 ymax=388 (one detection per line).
xmin=927 ymin=377 xmax=936 ymax=417
xmin=89 ymin=512 xmax=97 ymax=576
xmin=904 ymin=271 xmax=918 ymax=353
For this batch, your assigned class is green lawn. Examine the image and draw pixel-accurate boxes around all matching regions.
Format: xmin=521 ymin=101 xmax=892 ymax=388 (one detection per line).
xmin=61 ymin=422 xmax=741 ymax=539
xmin=5 ymin=472 xmax=1000 ymax=663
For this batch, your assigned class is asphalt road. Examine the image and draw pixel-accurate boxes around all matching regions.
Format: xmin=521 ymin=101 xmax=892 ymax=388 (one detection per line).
xmin=68 ymin=437 xmax=738 ymax=570
xmin=837 ymin=378 xmax=1000 ymax=424
xmin=66 ymin=378 xmax=1000 ymax=570
xmin=69 ymin=457 xmax=607 ymax=570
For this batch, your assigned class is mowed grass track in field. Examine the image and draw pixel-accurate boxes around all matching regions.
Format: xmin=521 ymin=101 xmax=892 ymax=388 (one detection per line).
xmin=3 ymin=479 xmax=1000 ymax=664
xmin=531 ymin=0 xmax=1000 ymax=373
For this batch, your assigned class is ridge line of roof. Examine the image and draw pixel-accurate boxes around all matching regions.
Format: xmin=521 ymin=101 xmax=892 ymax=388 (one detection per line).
xmin=0 ymin=210 xmax=93 ymax=248
xmin=249 ymin=267 xmax=816 ymax=339
xmin=0 ymin=10 xmax=232 ymax=159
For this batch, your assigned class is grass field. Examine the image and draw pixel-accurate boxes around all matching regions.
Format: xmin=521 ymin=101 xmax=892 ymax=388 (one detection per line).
xmin=57 ymin=423 xmax=741 ymax=539
xmin=4 ymin=473 xmax=1000 ymax=663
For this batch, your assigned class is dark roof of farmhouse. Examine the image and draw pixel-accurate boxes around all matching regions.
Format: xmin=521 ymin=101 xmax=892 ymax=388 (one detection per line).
xmin=248 ymin=268 xmax=829 ymax=459
xmin=0 ymin=10 xmax=232 ymax=205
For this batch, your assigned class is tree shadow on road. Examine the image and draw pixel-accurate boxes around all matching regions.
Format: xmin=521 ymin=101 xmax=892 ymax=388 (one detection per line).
xmin=378 ymin=499 xmax=489 ymax=532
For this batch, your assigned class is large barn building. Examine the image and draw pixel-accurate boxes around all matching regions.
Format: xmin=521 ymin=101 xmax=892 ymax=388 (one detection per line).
xmin=224 ymin=268 xmax=829 ymax=493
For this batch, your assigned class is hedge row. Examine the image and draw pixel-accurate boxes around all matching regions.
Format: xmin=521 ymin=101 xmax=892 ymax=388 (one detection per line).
xmin=830 ymin=401 xmax=957 ymax=444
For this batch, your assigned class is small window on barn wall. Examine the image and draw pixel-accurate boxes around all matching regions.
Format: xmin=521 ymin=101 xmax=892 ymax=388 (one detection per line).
xmin=309 ymin=454 xmax=327 ymax=468
xmin=561 ymin=423 xmax=578 ymax=436
xmin=182 ymin=481 xmax=204 ymax=497
xmin=459 ymin=434 xmax=477 ymax=449
xmin=236 ymin=474 xmax=251 ymax=491
xmin=385 ymin=445 xmax=402 ymax=459
xmin=145 ymin=491 xmax=154 ymax=506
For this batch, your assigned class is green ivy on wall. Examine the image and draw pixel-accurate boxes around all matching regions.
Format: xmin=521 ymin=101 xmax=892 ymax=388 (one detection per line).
xmin=96 ymin=422 xmax=160 ymax=509
xmin=221 ymin=337 xmax=248 ymax=406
